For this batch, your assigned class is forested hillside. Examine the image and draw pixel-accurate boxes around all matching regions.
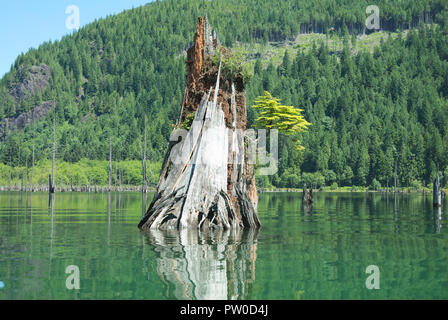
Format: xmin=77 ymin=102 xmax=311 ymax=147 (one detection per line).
xmin=249 ymin=27 xmax=448 ymax=189
xmin=0 ymin=0 xmax=448 ymax=189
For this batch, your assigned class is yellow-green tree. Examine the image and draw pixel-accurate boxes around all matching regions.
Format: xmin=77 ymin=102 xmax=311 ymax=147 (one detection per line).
xmin=252 ymin=91 xmax=311 ymax=151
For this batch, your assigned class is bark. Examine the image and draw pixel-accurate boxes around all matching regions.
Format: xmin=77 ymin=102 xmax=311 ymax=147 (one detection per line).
xmin=139 ymin=17 xmax=259 ymax=231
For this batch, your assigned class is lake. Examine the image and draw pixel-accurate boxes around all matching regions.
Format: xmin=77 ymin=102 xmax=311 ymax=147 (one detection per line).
xmin=0 ymin=191 xmax=446 ymax=300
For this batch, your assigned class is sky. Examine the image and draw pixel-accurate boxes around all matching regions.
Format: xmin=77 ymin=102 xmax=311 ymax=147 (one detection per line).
xmin=0 ymin=0 xmax=152 ymax=78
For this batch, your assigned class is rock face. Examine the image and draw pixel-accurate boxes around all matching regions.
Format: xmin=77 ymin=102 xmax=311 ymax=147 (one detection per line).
xmin=9 ymin=64 xmax=51 ymax=102
xmin=0 ymin=101 xmax=56 ymax=140
xmin=0 ymin=64 xmax=54 ymax=140
xmin=139 ymin=17 xmax=260 ymax=231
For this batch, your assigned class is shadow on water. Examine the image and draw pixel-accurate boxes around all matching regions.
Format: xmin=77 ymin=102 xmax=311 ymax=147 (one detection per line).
xmin=143 ymin=228 xmax=259 ymax=300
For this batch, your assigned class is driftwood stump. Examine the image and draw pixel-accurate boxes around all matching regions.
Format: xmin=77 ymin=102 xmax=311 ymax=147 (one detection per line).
xmin=139 ymin=17 xmax=260 ymax=231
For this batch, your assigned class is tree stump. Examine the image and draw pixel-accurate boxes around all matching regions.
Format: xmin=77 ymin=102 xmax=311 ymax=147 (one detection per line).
xmin=302 ymin=184 xmax=314 ymax=205
xmin=433 ymin=173 xmax=442 ymax=208
xmin=139 ymin=17 xmax=260 ymax=231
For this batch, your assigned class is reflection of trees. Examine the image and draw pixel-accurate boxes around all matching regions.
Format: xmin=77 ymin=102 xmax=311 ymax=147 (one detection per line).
xmin=144 ymin=228 xmax=258 ymax=300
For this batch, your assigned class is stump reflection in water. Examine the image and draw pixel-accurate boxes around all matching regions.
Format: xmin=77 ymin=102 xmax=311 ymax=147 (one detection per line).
xmin=143 ymin=228 xmax=258 ymax=300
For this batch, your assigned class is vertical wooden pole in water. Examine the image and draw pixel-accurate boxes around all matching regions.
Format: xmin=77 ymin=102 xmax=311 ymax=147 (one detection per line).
xmin=21 ymin=158 xmax=25 ymax=192
xmin=69 ymin=163 xmax=72 ymax=191
xmin=142 ymin=116 xmax=147 ymax=194
xmin=120 ymin=155 xmax=123 ymax=192
xmin=25 ymin=157 xmax=28 ymax=192
xmin=109 ymin=138 xmax=112 ymax=192
xmin=394 ymin=160 xmax=398 ymax=193
xmin=9 ymin=156 xmax=12 ymax=191
xmin=433 ymin=172 xmax=442 ymax=208
xmin=31 ymin=146 xmax=34 ymax=192
xmin=50 ymin=117 xmax=56 ymax=194
xmin=107 ymin=192 xmax=111 ymax=244
xmin=17 ymin=146 xmax=21 ymax=190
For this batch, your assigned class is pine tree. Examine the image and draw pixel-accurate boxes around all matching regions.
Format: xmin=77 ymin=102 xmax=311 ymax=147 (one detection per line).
xmin=252 ymin=91 xmax=311 ymax=151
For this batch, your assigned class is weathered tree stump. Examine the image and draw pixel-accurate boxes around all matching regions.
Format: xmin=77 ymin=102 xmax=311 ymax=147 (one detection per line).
xmin=139 ymin=17 xmax=259 ymax=231
xmin=302 ymin=183 xmax=314 ymax=208
xmin=433 ymin=173 xmax=442 ymax=208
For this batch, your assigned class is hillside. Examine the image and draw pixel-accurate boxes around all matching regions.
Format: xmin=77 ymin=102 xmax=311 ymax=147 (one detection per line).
xmin=0 ymin=0 xmax=448 ymax=189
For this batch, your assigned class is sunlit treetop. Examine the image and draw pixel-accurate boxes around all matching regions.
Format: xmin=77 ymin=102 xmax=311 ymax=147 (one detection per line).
xmin=252 ymin=91 xmax=311 ymax=151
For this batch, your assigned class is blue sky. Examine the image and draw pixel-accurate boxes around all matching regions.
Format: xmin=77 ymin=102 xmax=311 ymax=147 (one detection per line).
xmin=0 ymin=0 xmax=152 ymax=78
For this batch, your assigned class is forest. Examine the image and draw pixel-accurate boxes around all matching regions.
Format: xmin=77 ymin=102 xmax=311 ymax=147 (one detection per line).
xmin=0 ymin=0 xmax=448 ymax=189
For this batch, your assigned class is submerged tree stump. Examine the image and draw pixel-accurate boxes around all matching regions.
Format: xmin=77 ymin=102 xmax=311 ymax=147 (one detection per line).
xmin=139 ymin=17 xmax=260 ymax=231
xmin=302 ymin=184 xmax=314 ymax=205
xmin=434 ymin=173 xmax=442 ymax=208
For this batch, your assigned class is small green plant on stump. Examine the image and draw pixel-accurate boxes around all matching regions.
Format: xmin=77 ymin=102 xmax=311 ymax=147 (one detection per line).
xmin=212 ymin=47 xmax=253 ymax=83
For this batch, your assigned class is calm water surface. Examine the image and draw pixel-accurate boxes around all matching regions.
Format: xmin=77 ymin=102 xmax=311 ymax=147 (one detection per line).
xmin=0 ymin=191 xmax=447 ymax=300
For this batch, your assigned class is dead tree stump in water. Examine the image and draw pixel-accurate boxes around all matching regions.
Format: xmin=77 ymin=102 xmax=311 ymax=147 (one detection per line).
xmin=139 ymin=17 xmax=259 ymax=231
xmin=434 ymin=173 xmax=442 ymax=208
xmin=302 ymin=184 xmax=314 ymax=206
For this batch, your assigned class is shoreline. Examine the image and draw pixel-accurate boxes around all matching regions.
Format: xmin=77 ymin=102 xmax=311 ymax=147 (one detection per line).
xmin=0 ymin=185 xmax=157 ymax=193
xmin=1 ymin=186 xmax=446 ymax=195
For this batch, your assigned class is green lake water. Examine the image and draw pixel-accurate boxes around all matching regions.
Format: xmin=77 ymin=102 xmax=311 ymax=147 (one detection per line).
xmin=0 ymin=191 xmax=447 ymax=300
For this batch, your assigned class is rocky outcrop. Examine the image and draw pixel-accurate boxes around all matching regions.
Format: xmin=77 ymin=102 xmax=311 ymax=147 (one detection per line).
xmin=0 ymin=101 xmax=56 ymax=140
xmin=9 ymin=64 xmax=51 ymax=102
xmin=139 ymin=17 xmax=260 ymax=231
xmin=0 ymin=64 xmax=53 ymax=140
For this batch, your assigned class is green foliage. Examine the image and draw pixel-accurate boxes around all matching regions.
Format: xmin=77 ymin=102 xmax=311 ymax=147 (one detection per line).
xmin=212 ymin=47 xmax=253 ymax=83
xmin=178 ymin=112 xmax=196 ymax=131
xmin=0 ymin=0 xmax=448 ymax=190
xmin=252 ymin=91 xmax=311 ymax=151
xmin=444 ymin=167 xmax=448 ymax=188
xmin=370 ymin=178 xmax=381 ymax=191
xmin=410 ymin=180 xmax=422 ymax=190
xmin=330 ymin=182 xmax=338 ymax=190
xmin=301 ymin=172 xmax=325 ymax=188
xmin=249 ymin=24 xmax=448 ymax=188
xmin=325 ymin=170 xmax=337 ymax=185
xmin=0 ymin=159 xmax=161 ymax=188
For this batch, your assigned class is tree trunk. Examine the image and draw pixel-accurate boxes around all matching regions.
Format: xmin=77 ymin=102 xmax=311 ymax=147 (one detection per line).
xmin=9 ymin=156 xmax=12 ymax=190
xmin=31 ymin=146 xmax=34 ymax=192
xmin=50 ymin=117 xmax=55 ymax=194
xmin=109 ymin=139 xmax=112 ymax=192
xmin=142 ymin=117 xmax=147 ymax=194
xmin=434 ymin=172 xmax=442 ymax=208
xmin=139 ymin=17 xmax=259 ymax=231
